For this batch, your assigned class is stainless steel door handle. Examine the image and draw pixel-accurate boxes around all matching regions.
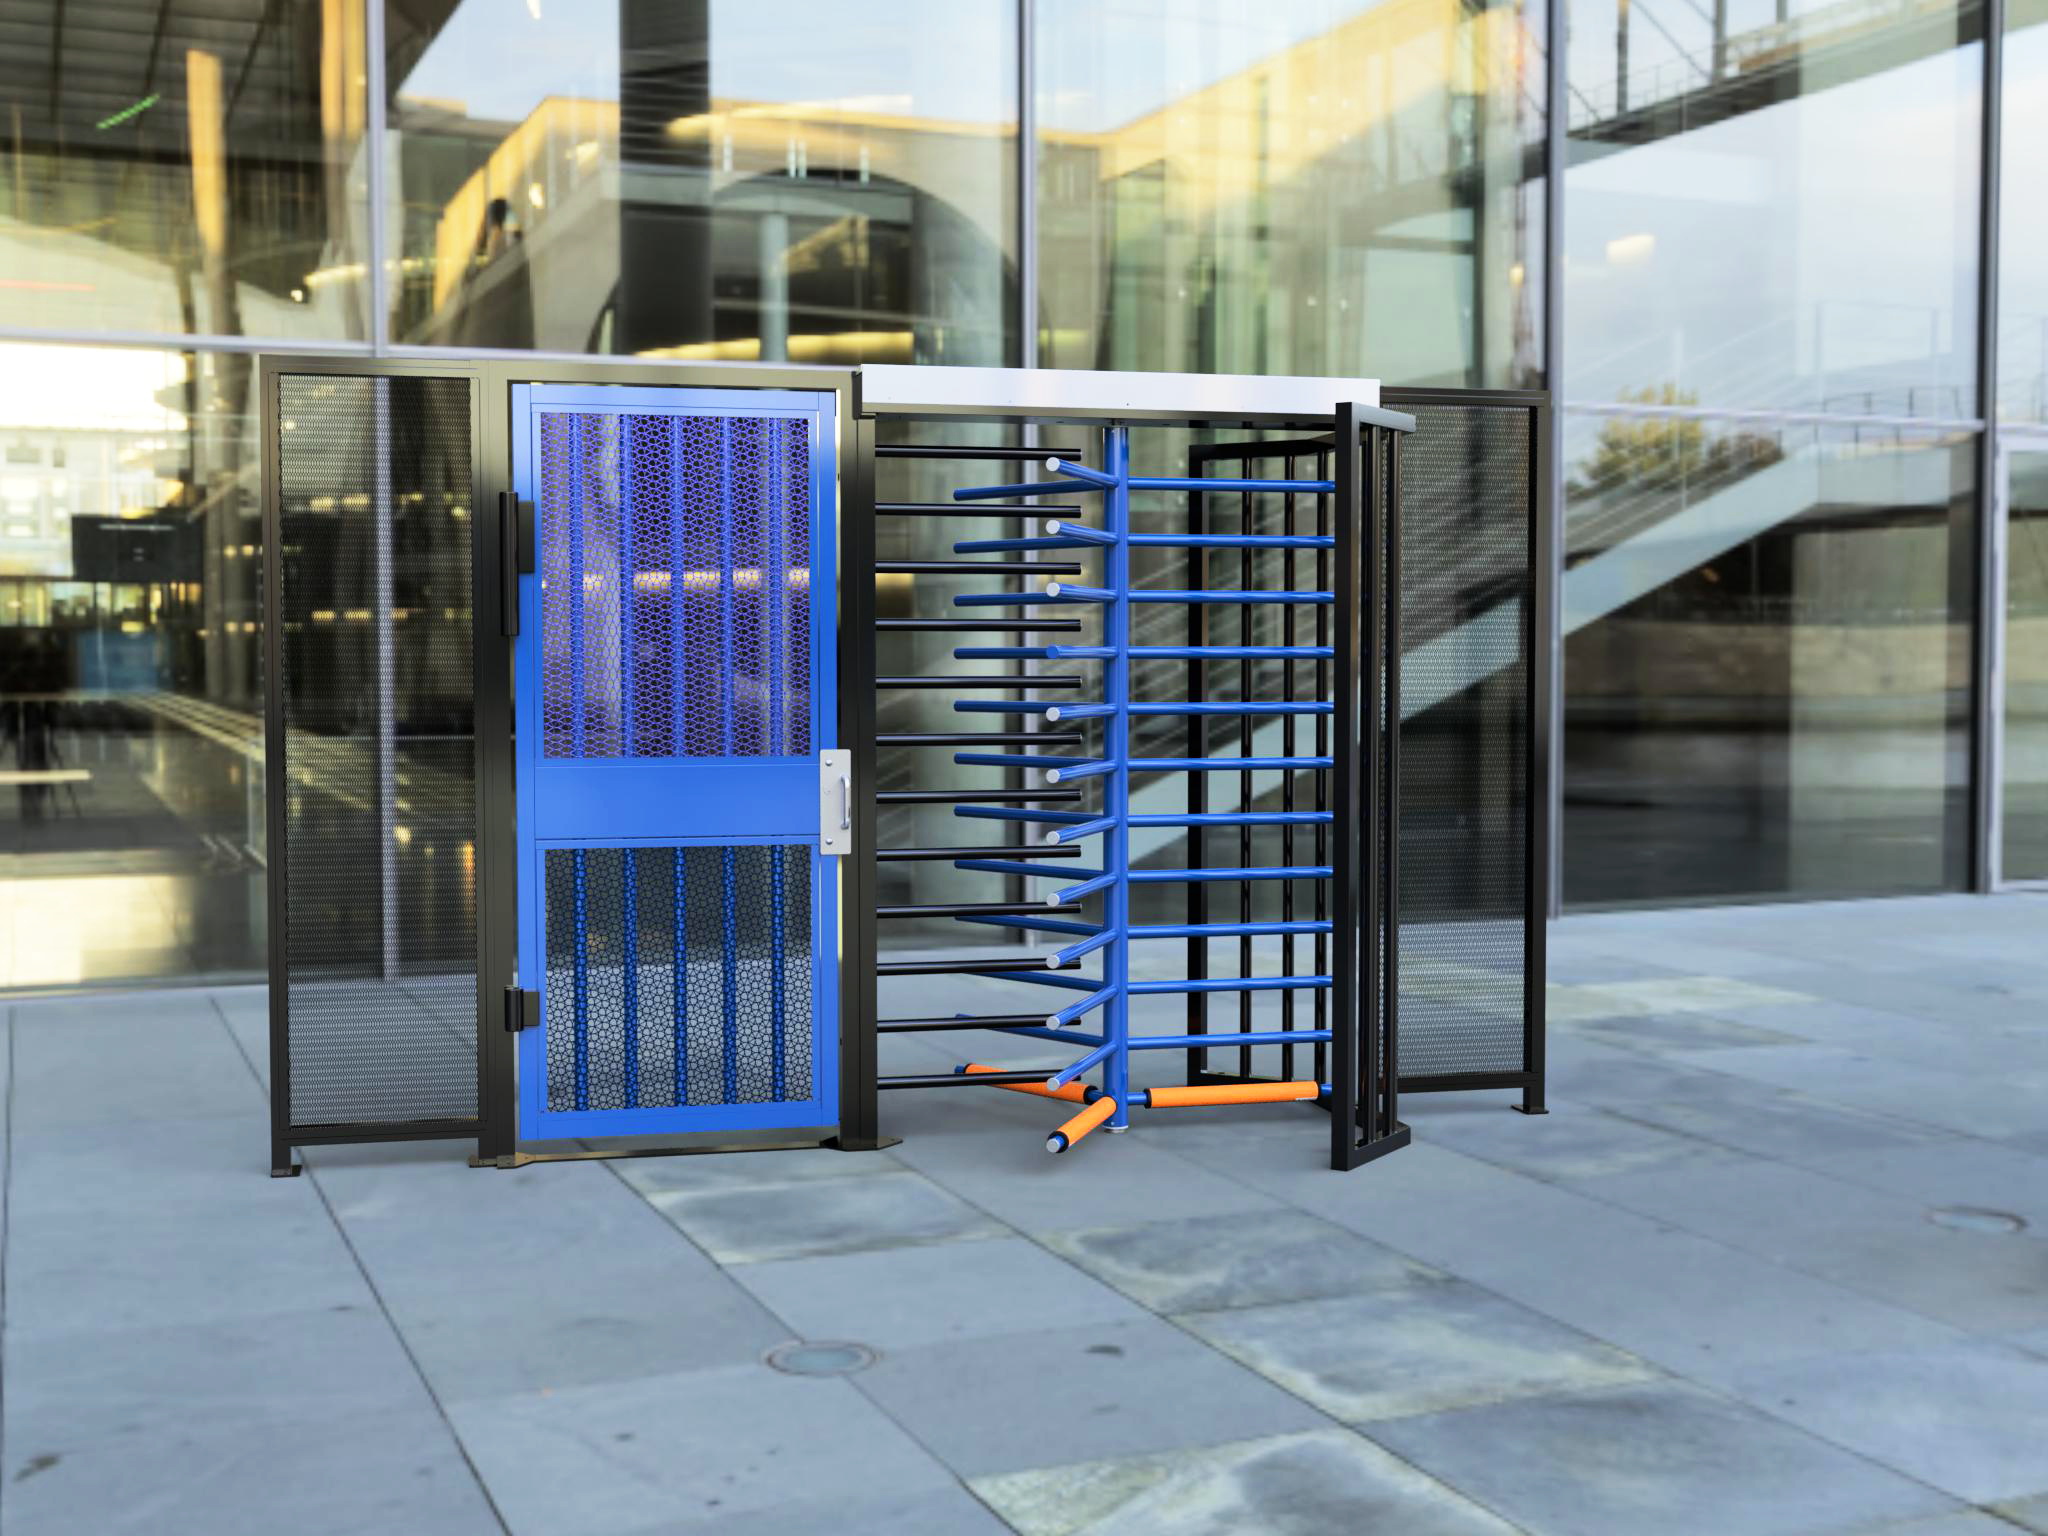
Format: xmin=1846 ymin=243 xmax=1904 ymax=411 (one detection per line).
xmin=820 ymin=750 xmax=852 ymax=855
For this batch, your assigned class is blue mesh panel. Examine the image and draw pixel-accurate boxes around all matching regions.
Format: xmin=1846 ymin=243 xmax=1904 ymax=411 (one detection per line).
xmin=542 ymin=844 xmax=812 ymax=1112
xmin=538 ymin=411 xmax=811 ymax=759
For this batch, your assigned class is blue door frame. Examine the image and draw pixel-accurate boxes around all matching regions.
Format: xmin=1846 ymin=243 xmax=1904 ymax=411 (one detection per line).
xmin=512 ymin=385 xmax=839 ymax=1140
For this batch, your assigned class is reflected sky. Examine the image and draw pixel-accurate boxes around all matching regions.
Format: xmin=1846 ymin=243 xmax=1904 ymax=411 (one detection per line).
xmin=1565 ymin=20 xmax=1982 ymax=415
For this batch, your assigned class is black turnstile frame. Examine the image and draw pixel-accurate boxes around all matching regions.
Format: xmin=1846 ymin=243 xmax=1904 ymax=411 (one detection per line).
xmin=261 ymin=359 xmax=1544 ymax=1172
xmin=851 ymin=396 xmax=1415 ymax=1170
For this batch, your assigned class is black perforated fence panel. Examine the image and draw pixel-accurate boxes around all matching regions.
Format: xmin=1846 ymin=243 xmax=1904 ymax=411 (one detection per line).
xmin=542 ymin=845 xmax=812 ymax=1112
xmin=274 ymin=373 xmax=480 ymax=1127
xmin=1397 ymin=402 xmax=1534 ymax=1081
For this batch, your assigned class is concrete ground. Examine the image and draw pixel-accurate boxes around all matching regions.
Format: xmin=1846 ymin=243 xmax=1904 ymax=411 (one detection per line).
xmin=3 ymin=894 xmax=2048 ymax=1535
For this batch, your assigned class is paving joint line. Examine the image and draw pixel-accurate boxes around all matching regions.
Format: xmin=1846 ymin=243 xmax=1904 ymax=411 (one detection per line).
xmin=812 ymin=1128 xmax=1539 ymax=1531
xmin=212 ymin=992 xmax=514 ymax=1536
xmin=594 ymin=1153 xmax=1030 ymax=1531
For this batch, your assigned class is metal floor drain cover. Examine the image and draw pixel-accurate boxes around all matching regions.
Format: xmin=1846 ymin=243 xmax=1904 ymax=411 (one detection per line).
xmin=766 ymin=1341 xmax=877 ymax=1377
xmin=1928 ymin=1205 xmax=2026 ymax=1234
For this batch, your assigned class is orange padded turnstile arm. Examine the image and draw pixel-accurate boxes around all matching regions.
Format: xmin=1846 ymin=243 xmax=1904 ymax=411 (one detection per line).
xmin=958 ymin=1062 xmax=1094 ymax=1103
xmin=1144 ymin=1081 xmax=1322 ymax=1108
xmin=1046 ymin=1096 xmax=1118 ymax=1153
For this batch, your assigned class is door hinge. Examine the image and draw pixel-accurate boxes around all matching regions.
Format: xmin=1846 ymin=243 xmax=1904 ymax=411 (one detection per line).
xmin=498 ymin=492 xmax=527 ymax=637
xmin=504 ymin=985 xmax=539 ymax=1033
xmin=819 ymin=749 xmax=852 ymax=856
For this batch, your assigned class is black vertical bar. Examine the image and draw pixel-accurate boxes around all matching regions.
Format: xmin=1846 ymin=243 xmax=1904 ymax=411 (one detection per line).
xmin=474 ymin=364 xmax=517 ymax=1161
xmin=260 ymin=360 xmax=298 ymax=1178
xmin=1361 ymin=423 xmax=1386 ymax=1149
xmin=1382 ymin=428 xmax=1403 ymax=1141
xmin=1543 ymin=0 xmax=1568 ymax=923
xmin=836 ymin=410 xmax=884 ymax=1148
xmin=1520 ymin=400 xmax=1553 ymax=1113
xmin=1185 ymin=447 xmax=1209 ymax=1082
xmin=1330 ymin=404 xmax=1364 ymax=1171
xmin=1972 ymin=0 xmax=2004 ymax=892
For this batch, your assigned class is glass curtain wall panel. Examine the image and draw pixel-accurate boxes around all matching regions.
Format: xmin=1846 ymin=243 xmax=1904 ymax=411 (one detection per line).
xmin=2001 ymin=0 xmax=2048 ymax=425
xmin=1562 ymin=415 xmax=1975 ymax=904
xmin=1563 ymin=0 xmax=1983 ymax=419
xmin=1034 ymin=0 xmax=1546 ymax=388
xmin=383 ymin=0 xmax=1017 ymax=363
xmin=2004 ymin=449 xmax=2048 ymax=880
xmin=0 ymin=0 xmax=371 ymax=340
xmin=0 ymin=342 xmax=267 ymax=986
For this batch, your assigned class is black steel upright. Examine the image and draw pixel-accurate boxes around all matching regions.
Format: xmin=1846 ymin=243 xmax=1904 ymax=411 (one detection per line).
xmin=836 ymin=412 xmax=885 ymax=1149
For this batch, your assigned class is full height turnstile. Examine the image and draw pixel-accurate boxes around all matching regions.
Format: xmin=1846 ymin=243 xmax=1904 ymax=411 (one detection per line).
xmin=261 ymin=361 xmax=1544 ymax=1174
xmin=856 ymin=409 xmax=1410 ymax=1168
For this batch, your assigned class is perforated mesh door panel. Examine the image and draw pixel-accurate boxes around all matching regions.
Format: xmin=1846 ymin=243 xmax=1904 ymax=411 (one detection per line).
xmin=1397 ymin=402 xmax=1532 ymax=1080
xmin=538 ymin=412 xmax=811 ymax=760
xmin=275 ymin=373 xmax=479 ymax=1127
xmin=542 ymin=845 xmax=813 ymax=1112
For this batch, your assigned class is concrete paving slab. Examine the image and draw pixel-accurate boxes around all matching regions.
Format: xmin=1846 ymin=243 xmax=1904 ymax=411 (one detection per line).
xmin=1728 ymin=1339 xmax=2048 ymax=1505
xmin=1567 ymin=975 xmax=1815 ymax=1020
xmin=1255 ymin=1143 xmax=1967 ymax=1389
xmin=969 ymin=1428 xmax=1520 ymax=1536
xmin=1990 ymin=1493 xmax=2048 ymax=1533
xmin=13 ymin=896 xmax=2048 ymax=1534
xmin=1370 ymin=1380 xmax=1956 ymax=1536
xmin=731 ymin=1234 xmax=1149 ymax=1351
xmin=886 ymin=1121 xmax=1276 ymax=1232
xmin=1179 ymin=1276 xmax=1656 ymax=1424
xmin=1574 ymin=1159 xmax=2048 ymax=1333
xmin=1539 ymin=952 xmax=1693 ymax=986
xmin=397 ymin=1265 xmax=796 ymax=1404
xmin=1744 ymin=965 xmax=2047 ymax=1030
xmin=1040 ymin=1207 xmax=1437 ymax=1313
xmin=1405 ymin=1095 xmax=1744 ymax=1182
xmin=312 ymin=1149 xmax=720 ymax=1296
xmin=613 ymin=1144 xmax=904 ymax=1197
xmin=1850 ymin=1515 xmax=2038 ymax=1536
xmin=9 ymin=1112 xmax=292 ymax=1219
xmin=449 ymin=1364 xmax=956 ymax=1536
xmin=852 ymin=1314 xmax=1325 ymax=1478
xmin=610 ymin=1484 xmax=1017 ymax=1536
xmin=644 ymin=1168 xmax=1007 ymax=1263
xmin=215 ymin=998 xmax=270 ymax=1092
xmin=1550 ymin=1051 xmax=1962 ymax=1164
xmin=1 ymin=1401 xmax=504 ymax=1536
xmin=6 ymin=1180 xmax=370 ymax=1333
xmin=1795 ymin=1138 xmax=2048 ymax=1233
xmin=1681 ymin=1042 xmax=2048 ymax=1140
xmin=9 ymin=1002 xmax=258 ymax=1131
xmin=1 ymin=1303 xmax=448 ymax=1517
xmin=1564 ymin=1009 xmax=1808 ymax=1055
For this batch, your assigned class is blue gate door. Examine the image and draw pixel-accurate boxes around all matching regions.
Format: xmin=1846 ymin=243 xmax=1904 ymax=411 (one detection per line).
xmin=512 ymin=386 xmax=840 ymax=1140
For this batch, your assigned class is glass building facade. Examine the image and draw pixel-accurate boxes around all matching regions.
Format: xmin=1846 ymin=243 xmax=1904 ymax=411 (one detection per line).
xmin=0 ymin=0 xmax=2036 ymax=988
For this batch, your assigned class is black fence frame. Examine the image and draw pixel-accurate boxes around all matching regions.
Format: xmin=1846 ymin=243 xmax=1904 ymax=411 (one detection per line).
xmin=263 ymin=357 xmax=871 ymax=1171
xmin=1380 ymin=386 xmax=1549 ymax=1116
xmin=261 ymin=356 xmax=490 ymax=1175
xmin=261 ymin=361 xmax=1543 ymax=1172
